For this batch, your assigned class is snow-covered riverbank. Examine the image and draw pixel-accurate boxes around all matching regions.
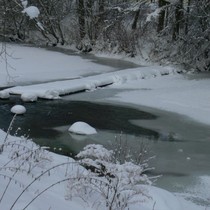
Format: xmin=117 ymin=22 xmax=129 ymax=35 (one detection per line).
xmin=0 ymin=129 xmax=204 ymax=210
xmin=0 ymin=44 xmax=210 ymax=209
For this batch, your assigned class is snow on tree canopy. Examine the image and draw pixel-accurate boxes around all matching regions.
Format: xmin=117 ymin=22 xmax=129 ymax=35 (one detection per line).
xmin=68 ymin=122 xmax=97 ymax=135
xmin=22 ymin=6 xmax=40 ymax=19
xmin=21 ymin=0 xmax=28 ymax=8
xmin=10 ymin=105 xmax=26 ymax=115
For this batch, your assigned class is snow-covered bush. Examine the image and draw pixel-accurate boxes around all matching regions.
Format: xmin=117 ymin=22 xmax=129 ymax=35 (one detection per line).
xmin=112 ymin=133 xmax=151 ymax=166
xmin=66 ymin=144 xmax=152 ymax=210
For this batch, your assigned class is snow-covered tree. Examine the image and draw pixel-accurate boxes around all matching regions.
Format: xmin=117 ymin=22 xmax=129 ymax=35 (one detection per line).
xmin=66 ymin=144 xmax=151 ymax=210
xmin=0 ymin=0 xmax=209 ymax=71
xmin=148 ymin=0 xmax=210 ymax=71
xmin=0 ymin=0 xmax=43 ymax=42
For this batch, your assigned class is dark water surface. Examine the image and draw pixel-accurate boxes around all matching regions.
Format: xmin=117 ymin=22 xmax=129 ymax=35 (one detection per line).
xmin=0 ymin=97 xmax=158 ymax=155
xmin=45 ymin=46 xmax=140 ymax=70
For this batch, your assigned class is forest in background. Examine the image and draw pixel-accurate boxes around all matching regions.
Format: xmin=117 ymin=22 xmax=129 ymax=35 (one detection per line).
xmin=0 ymin=0 xmax=209 ymax=71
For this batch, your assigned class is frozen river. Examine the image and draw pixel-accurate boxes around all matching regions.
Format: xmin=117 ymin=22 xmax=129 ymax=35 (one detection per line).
xmin=0 ymin=89 xmax=210 ymax=207
xmin=0 ymin=46 xmax=209 ymax=207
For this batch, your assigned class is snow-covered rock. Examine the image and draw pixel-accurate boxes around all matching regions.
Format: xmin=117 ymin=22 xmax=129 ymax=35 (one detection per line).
xmin=10 ymin=105 xmax=26 ymax=114
xmin=68 ymin=122 xmax=97 ymax=135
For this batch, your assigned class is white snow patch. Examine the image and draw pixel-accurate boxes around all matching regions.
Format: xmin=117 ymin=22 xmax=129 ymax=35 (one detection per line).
xmin=0 ymin=44 xmax=114 ymax=87
xmin=185 ymin=175 xmax=210 ymax=203
xmin=139 ymin=185 xmax=183 ymax=210
xmin=21 ymin=0 xmax=28 ymax=8
xmin=68 ymin=122 xmax=97 ymax=135
xmin=108 ymin=73 xmax=210 ymax=126
xmin=37 ymin=21 xmax=44 ymax=30
xmin=146 ymin=8 xmax=160 ymax=22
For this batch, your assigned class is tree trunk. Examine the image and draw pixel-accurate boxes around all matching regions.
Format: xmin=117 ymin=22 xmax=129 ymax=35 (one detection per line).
xmin=99 ymin=0 xmax=105 ymax=13
xmin=172 ymin=0 xmax=184 ymax=40
xmin=157 ymin=0 xmax=169 ymax=33
xmin=78 ymin=0 xmax=86 ymax=40
xmin=184 ymin=0 xmax=191 ymax=35
xmin=132 ymin=6 xmax=141 ymax=30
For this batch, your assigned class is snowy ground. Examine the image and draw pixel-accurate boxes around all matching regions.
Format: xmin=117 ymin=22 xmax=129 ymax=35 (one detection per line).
xmin=0 ymin=129 xmax=204 ymax=210
xmin=0 ymin=43 xmax=210 ymax=209
xmin=0 ymin=43 xmax=114 ymax=87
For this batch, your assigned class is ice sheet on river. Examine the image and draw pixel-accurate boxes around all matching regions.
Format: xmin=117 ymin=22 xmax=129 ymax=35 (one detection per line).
xmin=0 ymin=66 xmax=177 ymax=101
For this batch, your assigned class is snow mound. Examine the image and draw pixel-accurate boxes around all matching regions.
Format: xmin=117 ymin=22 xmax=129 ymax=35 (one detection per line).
xmin=68 ymin=122 xmax=97 ymax=135
xmin=139 ymin=185 xmax=183 ymax=210
xmin=42 ymin=90 xmax=60 ymax=99
xmin=10 ymin=105 xmax=26 ymax=114
xmin=22 ymin=6 xmax=40 ymax=19
xmin=21 ymin=92 xmax=38 ymax=102
xmin=0 ymin=90 xmax=10 ymax=99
